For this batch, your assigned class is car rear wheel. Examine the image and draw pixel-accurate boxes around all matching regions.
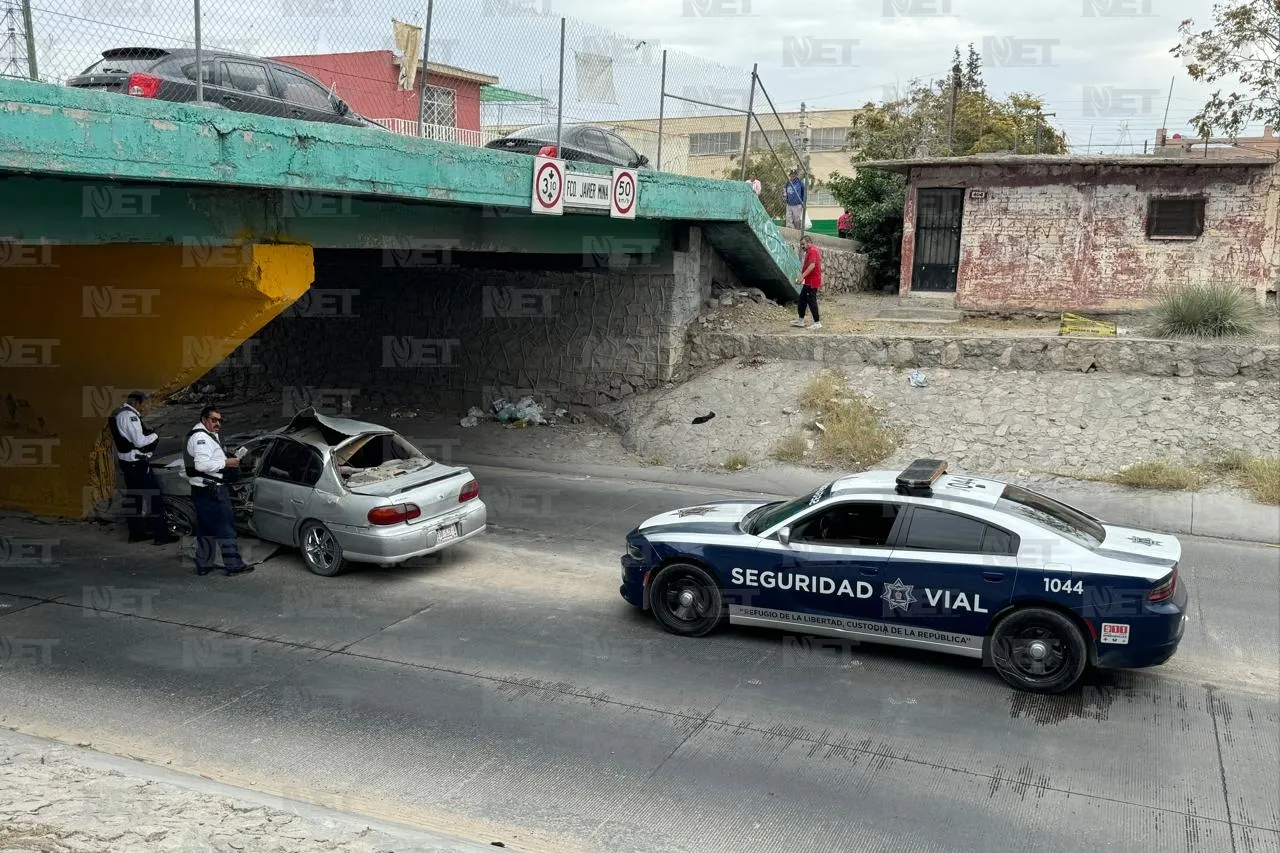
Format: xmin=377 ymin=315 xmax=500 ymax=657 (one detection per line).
xmin=990 ymin=607 xmax=1088 ymax=694
xmin=299 ymin=521 xmax=348 ymax=577
xmin=650 ymin=563 xmax=725 ymax=638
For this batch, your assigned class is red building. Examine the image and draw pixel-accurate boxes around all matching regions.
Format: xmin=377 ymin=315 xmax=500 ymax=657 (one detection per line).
xmin=269 ymin=50 xmax=500 ymax=145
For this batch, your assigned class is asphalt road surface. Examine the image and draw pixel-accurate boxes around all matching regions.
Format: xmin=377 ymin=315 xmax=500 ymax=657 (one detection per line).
xmin=1 ymin=464 xmax=1277 ymax=853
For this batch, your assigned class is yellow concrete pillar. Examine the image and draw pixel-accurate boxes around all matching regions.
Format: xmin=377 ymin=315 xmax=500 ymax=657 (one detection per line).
xmin=1 ymin=243 xmax=313 ymax=518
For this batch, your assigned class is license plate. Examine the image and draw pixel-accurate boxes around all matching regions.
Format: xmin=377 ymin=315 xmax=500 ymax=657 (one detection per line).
xmin=437 ymin=524 xmax=459 ymax=543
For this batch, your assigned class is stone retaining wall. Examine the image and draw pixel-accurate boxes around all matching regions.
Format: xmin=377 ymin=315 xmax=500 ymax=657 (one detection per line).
xmin=688 ymin=331 xmax=1280 ymax=379
xmin=781 ymin=231 xmax=870 ymax=294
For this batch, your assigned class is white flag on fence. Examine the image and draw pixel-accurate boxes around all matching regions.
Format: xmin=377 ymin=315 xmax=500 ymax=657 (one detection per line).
xmin=574 ymin=52 xmax=616 ymax=104
xmin=393 ymin=19 xmax=423 ymax=91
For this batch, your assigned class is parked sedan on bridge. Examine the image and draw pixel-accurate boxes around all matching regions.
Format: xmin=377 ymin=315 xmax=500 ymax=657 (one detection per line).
xmin=153 ymin=408 xmax=486 ymax=576
xmin=66 ymin=47 xmax=385 ymax=130
xmin=485 ymin=123 xmax=651 ymax=169
xmin=620 ymin=459 xmax=1188 ymax=694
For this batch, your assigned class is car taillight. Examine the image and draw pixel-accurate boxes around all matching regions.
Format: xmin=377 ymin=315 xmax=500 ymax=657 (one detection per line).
xmin=536 ymin=144 xmax=558 ymax=157
xmin=1147 ymin=567 xmax=1178 ymax=601
xmin=459 ymin=479 xmax=479 ymax=502
xmin=367 ymin=503 xmax=421 ymax=525
xmin=126 ymin=73 xmax=161 ymax=98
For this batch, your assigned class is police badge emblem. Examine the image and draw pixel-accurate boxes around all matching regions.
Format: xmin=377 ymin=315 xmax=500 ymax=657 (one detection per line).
xmin=677 ymin=506 xmax=714 ymax=517
xmin=881 ymin=578 xmax=917 ymax=612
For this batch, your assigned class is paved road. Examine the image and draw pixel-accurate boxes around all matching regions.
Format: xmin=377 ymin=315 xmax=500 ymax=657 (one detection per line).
xmin=1 ymin=465 xmax=1277 ymax=853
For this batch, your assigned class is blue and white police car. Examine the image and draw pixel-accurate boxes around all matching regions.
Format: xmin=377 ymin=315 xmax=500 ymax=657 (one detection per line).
xmin=620 ymin=460 xmax=1188 ymax=693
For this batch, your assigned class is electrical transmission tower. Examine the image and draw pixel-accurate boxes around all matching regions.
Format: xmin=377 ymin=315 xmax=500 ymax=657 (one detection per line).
xmin=0 ymin=1 xmax=37 ymax=81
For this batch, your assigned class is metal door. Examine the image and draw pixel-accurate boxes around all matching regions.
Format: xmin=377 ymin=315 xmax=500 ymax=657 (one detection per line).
xmin=911 ymin=188 xmax=964 ymax=292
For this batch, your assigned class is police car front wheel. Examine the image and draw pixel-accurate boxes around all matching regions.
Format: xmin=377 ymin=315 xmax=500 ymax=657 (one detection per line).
xmin=650 ymin=563 xmax=726 ymax=638
xmin=990 ymin=607 xmax=1088 ymax=694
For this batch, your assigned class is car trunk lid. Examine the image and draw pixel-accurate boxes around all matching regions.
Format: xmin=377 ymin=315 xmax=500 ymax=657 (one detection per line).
xmin=346 ymin=464 xmax=475 ymax=524
xmin=1096 ymin=524 xmax=1181 ymax=568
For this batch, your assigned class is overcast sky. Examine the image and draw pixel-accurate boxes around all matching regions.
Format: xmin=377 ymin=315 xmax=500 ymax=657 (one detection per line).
xmin=21 ymin=0 xmax=1265 ymax=152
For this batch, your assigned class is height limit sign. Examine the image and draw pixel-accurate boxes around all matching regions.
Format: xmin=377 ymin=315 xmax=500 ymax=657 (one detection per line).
xmin=530 ymin=156 xmax=564 ymax=215
xmin=611 ymin=168 xmax=637 ymax=219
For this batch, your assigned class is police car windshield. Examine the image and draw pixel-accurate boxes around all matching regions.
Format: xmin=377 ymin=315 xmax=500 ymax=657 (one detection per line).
xmin=996 ymin=484 xmax=1105 ymax=550
xmin=745 ymin=482 xmax=832 ymax=535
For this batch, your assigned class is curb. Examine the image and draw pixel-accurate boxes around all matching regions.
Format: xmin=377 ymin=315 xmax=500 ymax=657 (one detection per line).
xmin=455 ymin=453 xmax=1280 ymax=547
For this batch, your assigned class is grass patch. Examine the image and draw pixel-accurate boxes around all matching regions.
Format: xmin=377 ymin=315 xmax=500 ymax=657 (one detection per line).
xmin=1151 ymin=281 xmax=1261 ymax=339
xmin=1110 ymin=460 xmax=1205 ymax=491
xmin=798 ymin=370 xmax=896 ymax=469
xmin=723 ymin=451 xmax=750 ymax=471
xmin=1211 ymin=454 xmax=1280 ymax=505
xmin=772 ymin=433 xmax=809 ymax=463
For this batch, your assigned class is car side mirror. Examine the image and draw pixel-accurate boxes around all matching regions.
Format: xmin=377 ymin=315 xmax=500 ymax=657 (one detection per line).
xmin=638 ymin=154 xmax=649 ymax=166
xmin=778 ymin=526 xmax=791 ymax=546
xmin=336 ymin=99 xmax=349 ymax=115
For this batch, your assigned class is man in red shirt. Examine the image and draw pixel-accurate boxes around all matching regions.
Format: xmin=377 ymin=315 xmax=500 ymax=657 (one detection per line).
xmin=791 ymin=234 xmax=822 ymax=330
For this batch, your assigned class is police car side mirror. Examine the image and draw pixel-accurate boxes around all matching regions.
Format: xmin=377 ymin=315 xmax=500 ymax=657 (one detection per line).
xmin=778 ymin=526 xmax=791 ymax=547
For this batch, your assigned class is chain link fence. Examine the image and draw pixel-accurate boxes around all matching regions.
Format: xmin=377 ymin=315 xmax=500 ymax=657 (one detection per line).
xmin=2 ymin=0 xmax=817 ymax=204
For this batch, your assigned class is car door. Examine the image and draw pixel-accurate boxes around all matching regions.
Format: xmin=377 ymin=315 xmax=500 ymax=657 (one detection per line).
xmin=251 ymin=437 xmax=323 ymax=545
xmin=216 ymin=59 xmax=283 ymax=116
xmin=224 ymin=436 xmax=274 ymax=534
xmin=574 ymin=127 xmax=615 ymax=165
xmin=603 ymin=131 xmax=640 ymax=168
xmin=270 ymin=65 xmax=344 ymax=124
xmin=755 ymin=499 xmax=905 ymax=622
xmin=884 ymin=505 xmax=1020 ymax=647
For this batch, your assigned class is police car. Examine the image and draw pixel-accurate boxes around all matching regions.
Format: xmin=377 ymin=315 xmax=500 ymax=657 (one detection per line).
xmin=619 ymin=460 xmax=1188 ymax=694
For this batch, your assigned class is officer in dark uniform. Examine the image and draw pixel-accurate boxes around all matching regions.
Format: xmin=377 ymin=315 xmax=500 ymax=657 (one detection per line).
xmin=108 ymin=391 xmax=179 ymax=544
xmin=184 ymin=405 xmax=252 ymax=576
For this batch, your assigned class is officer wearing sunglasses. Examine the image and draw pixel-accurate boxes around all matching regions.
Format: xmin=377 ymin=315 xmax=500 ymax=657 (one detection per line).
xmin=183 ymin=405 xmax=251 ymax=576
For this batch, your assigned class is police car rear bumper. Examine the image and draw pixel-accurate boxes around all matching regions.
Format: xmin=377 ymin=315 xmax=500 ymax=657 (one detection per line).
xmin=1094 ymin=579 xmax=1189 ymax=670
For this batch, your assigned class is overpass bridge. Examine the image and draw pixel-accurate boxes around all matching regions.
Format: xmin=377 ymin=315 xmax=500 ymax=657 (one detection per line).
xmin=0 ymin=77 xmax=802 ymax=518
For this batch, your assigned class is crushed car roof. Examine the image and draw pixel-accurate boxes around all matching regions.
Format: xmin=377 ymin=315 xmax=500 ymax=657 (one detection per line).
xmin=281 ymin=407 xmax=394 ymax=444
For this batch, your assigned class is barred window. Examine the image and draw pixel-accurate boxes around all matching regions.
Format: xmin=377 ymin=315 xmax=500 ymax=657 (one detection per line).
xmin=809 ymin=127 xmax=850 ymax=150
xmin=1147 ymin=197 xmax=1205 ymax=239
xmin=749 ymin=129 xmax=800 ymax=151
xmin=423 ymin=85 xmax=457 ymax=128
xmin=689 ymin=132 xmax=741 ymax=155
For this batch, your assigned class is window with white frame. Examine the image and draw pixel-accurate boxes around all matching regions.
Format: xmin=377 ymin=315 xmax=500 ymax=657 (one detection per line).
xmin=422 ymin=84 xmax=456 ymax=127
xmin=689 ymin=131 xmax=741 ymax=155
xmin=809 ymin=187 xmax=838 ymax=207
xmin=808 ymin=127 xmax=850 ymax=150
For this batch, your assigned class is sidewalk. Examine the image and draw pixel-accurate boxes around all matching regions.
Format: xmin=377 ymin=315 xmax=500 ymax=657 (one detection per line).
xmin=458 ymin=453 xmax=1280 ymax=546
xmin=0 ymin=727 xmax=514 ymax=853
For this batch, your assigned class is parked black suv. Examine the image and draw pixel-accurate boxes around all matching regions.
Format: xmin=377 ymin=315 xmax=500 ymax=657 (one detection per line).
xmin=66 ymin=47 xmax=385 ymax=129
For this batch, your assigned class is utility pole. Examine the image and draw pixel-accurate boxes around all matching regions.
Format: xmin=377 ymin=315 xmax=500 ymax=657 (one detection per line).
xmin=417 ymin=0 xmax=434 ymax=137
xmin=1 ymin=0 xmax=36 ymax=80
xmin=946 ymin=70 xmax=958 ymax=155
xmin=738 ymin=64 xmax=756 ymax=181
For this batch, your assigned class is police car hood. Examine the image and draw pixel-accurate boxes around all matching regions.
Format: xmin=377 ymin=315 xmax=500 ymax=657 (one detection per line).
xmin=1097 ymin=524 xmax=1181 ymax=567
xmin=637 ymin=500 xmax=771 ymax=535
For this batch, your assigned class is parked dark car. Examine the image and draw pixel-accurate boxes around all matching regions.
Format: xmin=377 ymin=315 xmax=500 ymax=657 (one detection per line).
xmin=66 ymin=47 xmax=384 ymax=129
xmin=485 ymin=123 xmax=650 ymax=168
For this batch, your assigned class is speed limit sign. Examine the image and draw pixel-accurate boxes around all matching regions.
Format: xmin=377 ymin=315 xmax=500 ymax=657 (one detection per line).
xmin=531 ymin=156 xmax=564 ymax=215
xmin=610 ymin=168 xmax=637 ymax=219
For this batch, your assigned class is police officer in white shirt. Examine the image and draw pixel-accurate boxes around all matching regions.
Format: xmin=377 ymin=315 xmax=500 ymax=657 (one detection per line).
xmin=184 ymin=405 xmax=251 ymax=576
xmin=108 ymin=391 xmax=179 ymax=545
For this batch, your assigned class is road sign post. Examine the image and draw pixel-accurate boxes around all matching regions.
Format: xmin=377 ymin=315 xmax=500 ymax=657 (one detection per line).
xmin=610 ymin=169 xmax=637 ymax=219
xmin=531 ymin=156 xmax=565 ymax=215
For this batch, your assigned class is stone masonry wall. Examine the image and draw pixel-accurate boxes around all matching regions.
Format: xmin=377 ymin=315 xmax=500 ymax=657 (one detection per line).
xmin=783 ymin=231 xmax=870 ymax=294
xmin=205 ymin=227 xmax=729 ymax=412
xmin=902 ymin=162 xmax=1279 ymax=311
xmin=688 ymin=330 xmax=1280 ymax=380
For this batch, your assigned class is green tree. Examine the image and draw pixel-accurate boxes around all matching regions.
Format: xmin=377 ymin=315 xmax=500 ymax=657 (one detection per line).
xmin=723 ymin=146 xmax=812 ymax=221
xmin=825 ymin=169 xmax=905 ymax=289
xmin=1171 ymin=0 xmax=1279 ymax=137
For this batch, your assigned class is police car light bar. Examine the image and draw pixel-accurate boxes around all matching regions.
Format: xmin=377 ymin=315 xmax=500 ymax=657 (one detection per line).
xmin=896 ymin=458 xmax=947 ymax=496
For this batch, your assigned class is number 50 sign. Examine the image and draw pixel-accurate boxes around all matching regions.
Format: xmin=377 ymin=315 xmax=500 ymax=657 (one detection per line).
xmin=610 ymin=168 xmax=637 ymax=219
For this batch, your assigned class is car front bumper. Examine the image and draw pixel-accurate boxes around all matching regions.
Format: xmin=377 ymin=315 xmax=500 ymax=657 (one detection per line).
xmin=335 ymin=500 xmax=487 ymax=566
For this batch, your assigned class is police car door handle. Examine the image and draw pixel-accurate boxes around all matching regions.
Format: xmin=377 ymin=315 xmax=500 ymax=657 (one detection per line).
xmin=983 ymin=572 xmax=1005 ymax=582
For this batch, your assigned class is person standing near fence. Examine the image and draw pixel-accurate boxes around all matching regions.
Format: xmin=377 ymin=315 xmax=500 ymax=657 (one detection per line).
xmin=837 ymin=208 xmax=853 ymax=238
xmin=791 ymin=234 xmax=822 ymax=330
xmin=783 ymin=170 xmax=806 ymax=230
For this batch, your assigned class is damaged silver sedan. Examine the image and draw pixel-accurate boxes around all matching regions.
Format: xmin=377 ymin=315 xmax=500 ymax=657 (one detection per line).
xmin=154 ymin=408 xmax=487 ymax=576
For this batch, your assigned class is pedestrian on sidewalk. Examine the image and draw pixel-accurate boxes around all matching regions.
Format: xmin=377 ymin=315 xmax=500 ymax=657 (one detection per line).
xmin=792 ymin=234 xmax=822 ymax=330
xmin=837 ymin=208 xmax=853 ymax=238
xmin=107 ymin=391 xmax=179 ymax=545
xmin=783 ymin=170 xmax=806 ymax=230
xmin=183 ymin=406 xmax=251 ymax=576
